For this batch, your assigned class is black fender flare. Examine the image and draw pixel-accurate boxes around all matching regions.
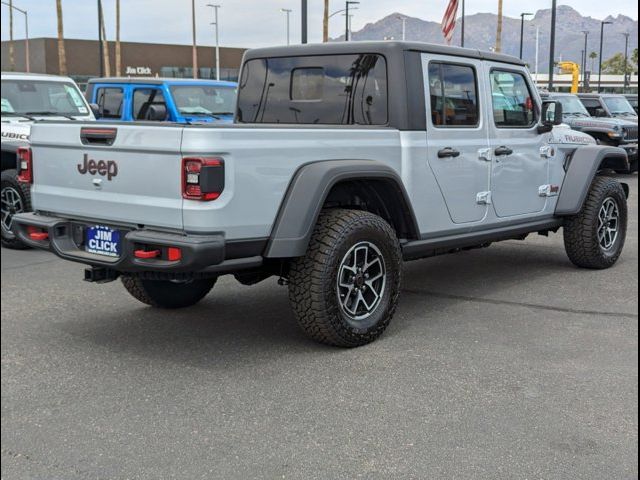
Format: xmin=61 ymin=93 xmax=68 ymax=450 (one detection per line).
xmin=264 ymin=160 xmax=419 ymax=258
xmin=555 ymin=145 xmax=629 ymax=216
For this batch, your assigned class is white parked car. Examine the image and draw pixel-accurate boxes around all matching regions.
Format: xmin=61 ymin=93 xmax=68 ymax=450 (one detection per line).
xmin=1 ymin=72 xmax=95 ymax=248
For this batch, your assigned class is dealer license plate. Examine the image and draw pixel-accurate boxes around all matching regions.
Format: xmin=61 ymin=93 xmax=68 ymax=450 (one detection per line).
xmin=85 ymin=225 xmax=121 ymax=257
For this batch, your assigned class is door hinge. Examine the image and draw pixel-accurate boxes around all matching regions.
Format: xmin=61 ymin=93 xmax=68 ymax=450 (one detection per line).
xmin=476 ymin=191 xmax=492 ymax=205
xmin=540 ymin=146 xmax=555 ymax=158
xmin=538 ymin=184 xmax=560 ymax=197
xmin=478 ymin=148 xmax=492 ymax=162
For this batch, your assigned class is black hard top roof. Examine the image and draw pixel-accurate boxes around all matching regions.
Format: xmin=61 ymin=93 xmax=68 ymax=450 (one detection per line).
xmin=243 ymin=41 xmax=525 ymax=67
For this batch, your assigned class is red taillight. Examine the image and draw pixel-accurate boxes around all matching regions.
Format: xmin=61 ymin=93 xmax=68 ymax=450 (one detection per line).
xmin=182 ymin=157 xmax=224 ymax=201
xmin=16 ymin=147 xmax=33 ymax=184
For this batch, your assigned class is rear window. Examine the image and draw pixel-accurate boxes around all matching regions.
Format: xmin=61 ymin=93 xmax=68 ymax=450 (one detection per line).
xmin=236 ymin=54 xmax=388 ymax=125
xmin=96 ymin=87 xmax=123 ymax=119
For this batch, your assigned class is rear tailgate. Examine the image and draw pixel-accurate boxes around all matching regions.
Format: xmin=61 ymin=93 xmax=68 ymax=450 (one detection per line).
xmin=29 ymin=122 xmax=185 ymax=229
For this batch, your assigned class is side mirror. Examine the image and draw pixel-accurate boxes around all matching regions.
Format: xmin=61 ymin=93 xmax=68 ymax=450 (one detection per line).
xmin=146 ymin=104 xmax=168 ymax=122
xmin=538 ymin=100 xmax=563 ymax=134
xmin=89 ymin=103 xmax=101 ymax=118
xmin=594 ymin=107 xmax=607 ymax=117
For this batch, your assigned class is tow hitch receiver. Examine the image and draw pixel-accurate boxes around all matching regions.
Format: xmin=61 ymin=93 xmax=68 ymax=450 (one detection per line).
xmin=84 ymin=267 xmax=119 ymax=284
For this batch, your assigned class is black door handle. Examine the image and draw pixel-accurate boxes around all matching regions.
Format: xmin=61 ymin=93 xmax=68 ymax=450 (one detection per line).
xmin=494 ymin=146 xmax=513 ymax=156
xmin=437 ymin=147 xmax=461 ymax=158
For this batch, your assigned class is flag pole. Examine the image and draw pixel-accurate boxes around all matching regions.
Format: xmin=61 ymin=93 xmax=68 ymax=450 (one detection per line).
xmin=460 ymin=0 xmax=465 ymax=47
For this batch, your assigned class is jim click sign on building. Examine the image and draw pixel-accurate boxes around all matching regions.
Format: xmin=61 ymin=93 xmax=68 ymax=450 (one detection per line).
xmin=125 ymin=66 xmax=153 ymax=76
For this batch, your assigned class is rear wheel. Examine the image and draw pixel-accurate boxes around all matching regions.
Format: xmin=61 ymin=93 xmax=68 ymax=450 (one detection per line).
xmin=563 ymin=176 xmax=627 ymax=269
xmin=288 ymin=209 xmax=402 ymax=347
xmin=1 ymin=169 xmax=31 ymax=250
xmin=121 ymin=276 xmax=216 ymax=309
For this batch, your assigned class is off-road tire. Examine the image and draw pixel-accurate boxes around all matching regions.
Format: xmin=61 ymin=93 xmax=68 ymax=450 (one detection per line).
xmin=1 ymin=169 xmax=31 ymax=250
xmin=564 ymin=176 xmax=627 ymax=269
xmin=288 ymin=209 xmax=402 ymax=347
xmin=121 ymin=276 xmax=217 ymax=309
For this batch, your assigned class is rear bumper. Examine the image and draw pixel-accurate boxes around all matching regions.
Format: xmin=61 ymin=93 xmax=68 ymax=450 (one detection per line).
xmin=12 ymin=212 xmax=263 ymax=275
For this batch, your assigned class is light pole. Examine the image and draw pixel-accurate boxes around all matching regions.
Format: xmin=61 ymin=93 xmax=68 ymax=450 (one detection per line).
xmin=519 ymin=12 xmax=533 ymax=59
xmin=345 ymin=1 xmax=359 ymax=41
xmin=548 ymin=0 xmax=557 ymax=90
xmin=397 ymin=15 xmax=406 ymax=41
xmin=2 ymin=1 xmax=28 ymax=72
xmin=207 ymin=4 xmax=221 ymax=81
xmin=581 ymin=30 xmax=589 ymax=90
xmin=191 ymin=0 xmax=198 ymax=79
xmin=301 ymin=0 xmax=308 ymax=44
xmin=281 ymin=8 xmax=292 ymax=45
xmin=622 ymin=32 xmax=630 ymax=92
xmin=534 ymin=25 xmax=540 ymax=82
xmin=597 ymin=20 xmax=613 ymax=93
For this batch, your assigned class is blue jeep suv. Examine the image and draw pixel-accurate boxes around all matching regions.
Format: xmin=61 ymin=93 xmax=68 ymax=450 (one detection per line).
xmin=85 ymin=78 xmax=237 ymax=124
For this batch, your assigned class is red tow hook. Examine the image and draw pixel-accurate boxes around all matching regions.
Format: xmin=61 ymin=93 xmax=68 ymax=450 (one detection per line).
xmin=134 ymin=249 xmax=161 ymax=259
xmin=27 ymin=226 xmax=48 ymax=241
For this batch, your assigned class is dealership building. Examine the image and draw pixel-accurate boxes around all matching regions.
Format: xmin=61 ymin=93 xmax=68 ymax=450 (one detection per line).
xmin=1 ymin=38 xmax=246 ymax=87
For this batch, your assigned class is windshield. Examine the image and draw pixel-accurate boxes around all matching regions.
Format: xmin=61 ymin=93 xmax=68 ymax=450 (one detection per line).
xmin=1 ymin=79 xmax=89 ymax=117
xmin=554 ymin=95 xmax=590 ymax=116
xmin=603 ymin=96 xmax=636 ymax=115
xmin=170 ymin=85 xmax=236 ymax=116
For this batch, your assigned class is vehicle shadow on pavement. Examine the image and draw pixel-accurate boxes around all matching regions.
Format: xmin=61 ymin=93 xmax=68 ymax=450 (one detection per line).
xmin=54 ymin=240 xmax=594 ymax=368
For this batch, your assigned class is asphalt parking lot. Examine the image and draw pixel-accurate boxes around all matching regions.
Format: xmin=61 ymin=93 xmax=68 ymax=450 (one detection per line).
xmin=1 ymin=175 xmax=637 ymax=480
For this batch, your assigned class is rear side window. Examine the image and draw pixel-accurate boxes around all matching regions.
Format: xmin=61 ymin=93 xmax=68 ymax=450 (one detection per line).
xmin=237 ymin=54 xmax=388 ymax=125
xmin=428 ymin=62 xmax=479 ymax=127
xmin=132 ymin=88 xmax=167 ymax=120
xmin=580 ymin=98 xmax=603 ymax=116
xmin=96 ymin=87 xmax=123 ymax=119
xmin=490 ymin=70 xmax=536 ymax=127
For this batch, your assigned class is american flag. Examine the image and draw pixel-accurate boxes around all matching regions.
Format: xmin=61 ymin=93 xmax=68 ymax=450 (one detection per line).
xmin=441 ymin=0 xmax=459 ymax=44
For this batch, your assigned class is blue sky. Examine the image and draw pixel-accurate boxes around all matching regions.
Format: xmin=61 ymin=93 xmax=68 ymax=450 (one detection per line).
xmin=1 ymin=0 xmax=638 ymax=48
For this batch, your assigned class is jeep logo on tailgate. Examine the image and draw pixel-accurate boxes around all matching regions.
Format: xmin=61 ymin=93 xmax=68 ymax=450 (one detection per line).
xmin=77 ymin=154 xmax=118 ymax=180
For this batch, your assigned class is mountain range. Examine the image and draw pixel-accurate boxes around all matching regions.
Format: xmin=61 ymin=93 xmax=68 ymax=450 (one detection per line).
xmin=333 ymin=5 xmax=638 ymax=73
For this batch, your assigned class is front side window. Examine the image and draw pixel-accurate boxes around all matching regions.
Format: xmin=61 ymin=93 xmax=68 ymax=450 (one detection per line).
xmin=169 ymin=85 xmax=236 ymax=118
xmin=237 ymin=54 xmax=388 ymax=125
xmin=132 ymin=88 xmax=166 ymax=120
xmin=428 ymin=62 xmax=479 ymax=127
xmin=490 ymin=70 xmax=536 ymax=127
xmin=1 ymin=80 xmax=89 ymax=117
xmin=96 ymin=87 xmax=123 ymax=119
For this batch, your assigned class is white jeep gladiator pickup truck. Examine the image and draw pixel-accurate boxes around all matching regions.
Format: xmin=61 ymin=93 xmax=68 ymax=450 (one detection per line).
xmin=13 ymin=42 xmax=630 ymax=347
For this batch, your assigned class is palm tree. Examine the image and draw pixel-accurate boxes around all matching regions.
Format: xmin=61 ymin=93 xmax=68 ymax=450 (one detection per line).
xmin=323 ymin=0 xmax=329 ymax=42
xmin=99 ymin=0 xmax=111 ymax=77
xmin=589 ymin=51 xmax=598 ymax=73
xmin=56 ymin=0 xmax=67 ymax=75
xmin=115 ymin=0 xmax=121 ymax=76
xmin=495 ymin=0 xmax=504 ymax=53
xmin=8 ymin=0 xmax=15 ymax=70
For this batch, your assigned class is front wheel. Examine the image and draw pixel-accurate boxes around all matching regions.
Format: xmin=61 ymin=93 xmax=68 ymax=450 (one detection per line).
xmin=121 ymin=276 xmax=217 ymax=309
xmin=1 ymin=169 xmax=31 ymax=250
xmin=563 ymin=176 xmax=628 ymax=269
xmin=288 ymin=209 xmax=402 ymax=347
